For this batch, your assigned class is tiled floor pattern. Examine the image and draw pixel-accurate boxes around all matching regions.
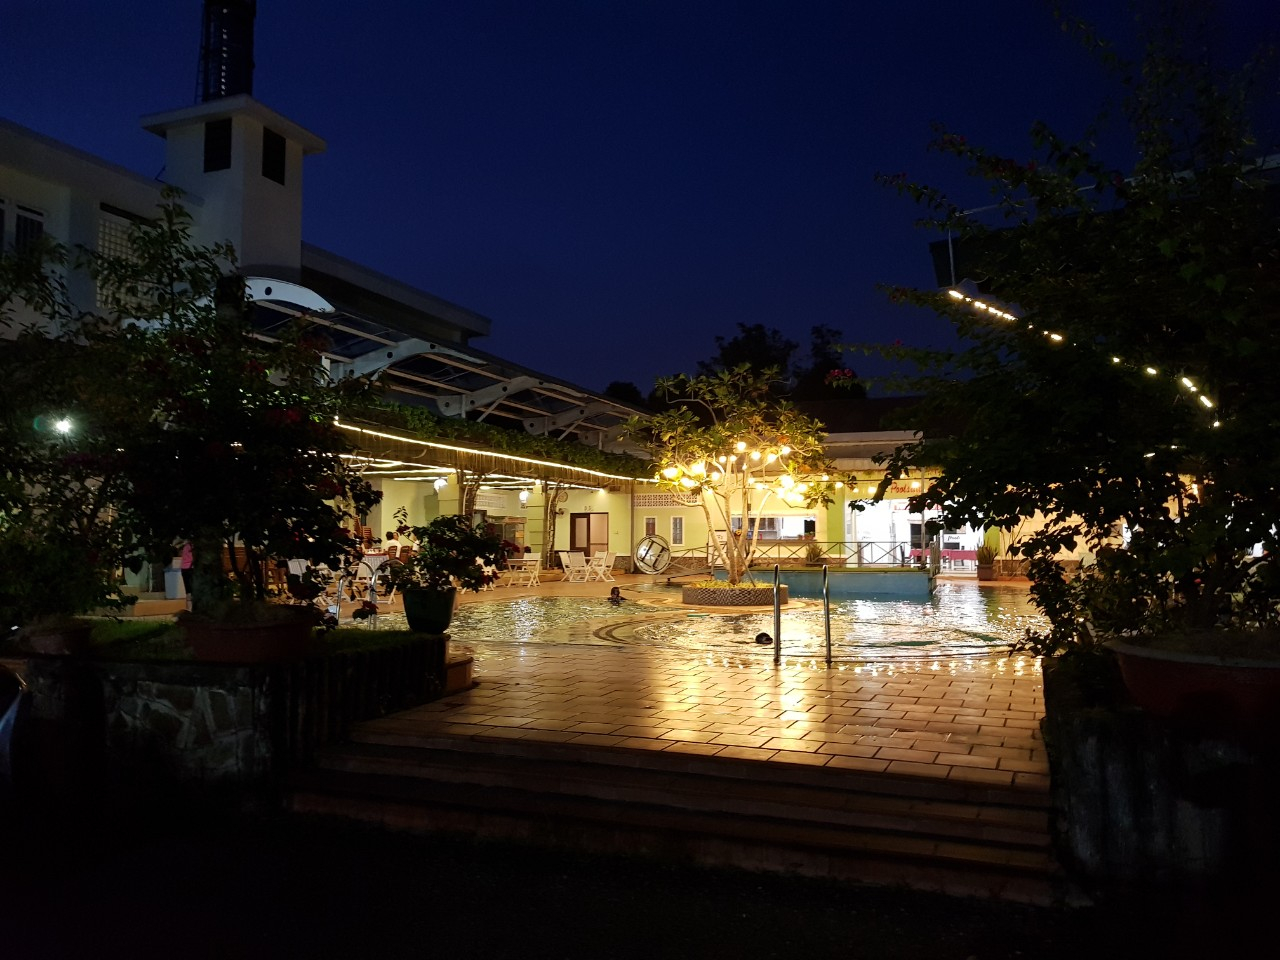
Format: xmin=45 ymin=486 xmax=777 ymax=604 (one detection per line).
xmin=383 ymin=575 xmax=1048 ymax=791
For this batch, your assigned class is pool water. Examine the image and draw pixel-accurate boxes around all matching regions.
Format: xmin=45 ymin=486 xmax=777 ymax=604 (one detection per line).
xmin=379 ymin=581 xmax=1046 ymax=663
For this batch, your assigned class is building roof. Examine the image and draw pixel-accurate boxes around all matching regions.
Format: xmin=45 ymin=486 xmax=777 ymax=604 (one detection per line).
xmin=249 ymin=256 xmax=648 ymax=453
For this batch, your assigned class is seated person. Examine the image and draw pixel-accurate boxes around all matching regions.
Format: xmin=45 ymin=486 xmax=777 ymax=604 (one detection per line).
xmin=395 ymin=525 xmax=418 ymax=553
xmin=381 ymin=530 xmax=409 ymax=595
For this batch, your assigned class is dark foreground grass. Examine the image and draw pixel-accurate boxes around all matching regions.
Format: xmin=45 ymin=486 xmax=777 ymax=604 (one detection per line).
xmin=0 ymin=810 xmax=1273 ymax=960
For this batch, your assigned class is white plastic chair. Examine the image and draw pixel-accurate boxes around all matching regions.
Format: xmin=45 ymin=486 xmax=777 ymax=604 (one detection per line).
xmin=559 ymin=551 xmax=590 ymax=582
xmin=506 ymin=558 xmax=541 ymax=587
xmin=587 ymin=551 xmax=616 ymax=582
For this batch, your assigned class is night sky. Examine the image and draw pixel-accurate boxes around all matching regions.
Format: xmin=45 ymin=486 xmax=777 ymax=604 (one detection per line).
xmin=3 ymin=1 xmax=1275 ymax=394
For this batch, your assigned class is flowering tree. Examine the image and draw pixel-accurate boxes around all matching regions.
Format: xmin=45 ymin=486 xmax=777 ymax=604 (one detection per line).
xmin=625 ymin=365 xmax=839 ymax=585
xmin=82 ymin=199 xmax=381 ymax=615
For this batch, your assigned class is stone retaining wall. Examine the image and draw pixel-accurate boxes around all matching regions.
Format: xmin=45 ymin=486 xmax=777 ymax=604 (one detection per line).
xmin=1042 ymin=658 xmax=1280 ymax=896
xmin=17 ymin=637 xmax=445 ymax=810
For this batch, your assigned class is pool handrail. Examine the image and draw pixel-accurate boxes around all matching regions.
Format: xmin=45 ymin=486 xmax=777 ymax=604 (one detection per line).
xmin=823 ymin=564 xmax=832 ymax=667
xmin=772 ymin=564 xmax=782 ymax=666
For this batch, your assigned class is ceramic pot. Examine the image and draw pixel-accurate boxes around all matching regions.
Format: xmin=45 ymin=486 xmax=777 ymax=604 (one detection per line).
xmin=401 ymin=586 xmax=458 ymax=634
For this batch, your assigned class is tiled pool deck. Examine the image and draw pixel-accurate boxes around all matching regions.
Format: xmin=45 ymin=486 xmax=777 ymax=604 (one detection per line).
xmin=378 ymin=574 xmax=1048 ymax=791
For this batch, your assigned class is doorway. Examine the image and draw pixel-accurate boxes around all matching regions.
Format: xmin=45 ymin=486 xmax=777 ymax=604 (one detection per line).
xmin=569 ymin=512 xmax=609 ymax=557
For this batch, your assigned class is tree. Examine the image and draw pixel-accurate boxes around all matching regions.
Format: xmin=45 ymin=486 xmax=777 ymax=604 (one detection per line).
xmin=791 ymin=324 xmax=867 ymax=400
xmin=696 ymin=323 xmax=798 ymax=379
xmin=0 ymin=194 xmax=381 ymax=620
xmin=602 ymin=380 xmax=647 ymax=407
xmin=0 ymin=246 xmax=143 ymax=632
xmin=695 ymin=323 xmax=866 ymax=400
xmin=624 ymin=366 xmax=839 ymax=585
xmin=871 ymin=8 xmax=1280 ymax=653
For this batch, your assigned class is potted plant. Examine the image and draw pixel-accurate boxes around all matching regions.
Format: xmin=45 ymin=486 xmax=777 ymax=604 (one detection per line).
xmin=397 ymin=515 xmax=503 ymax=633
xmin=974 ymin=544 xmax=997 ymax=582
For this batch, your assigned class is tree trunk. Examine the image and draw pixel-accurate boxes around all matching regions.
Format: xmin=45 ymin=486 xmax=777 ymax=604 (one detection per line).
xmin=188 ymin=533 xmax=226 ymax=617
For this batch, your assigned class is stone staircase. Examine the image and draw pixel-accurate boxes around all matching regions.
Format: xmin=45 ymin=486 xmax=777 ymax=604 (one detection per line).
xmin=289 ymin=723 xmax=1069 ymax=904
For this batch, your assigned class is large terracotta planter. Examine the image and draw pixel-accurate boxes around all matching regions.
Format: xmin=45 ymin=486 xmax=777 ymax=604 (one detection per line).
xmin=182 ymin=610 xmax=317 ymax=663
xmin=975 ymin=563 xmax=996 ymax=582
xmin=402 ymin=586 xmax=458 ymax=634
xmin=1106 ymin=638 xmax=1280 ymax=736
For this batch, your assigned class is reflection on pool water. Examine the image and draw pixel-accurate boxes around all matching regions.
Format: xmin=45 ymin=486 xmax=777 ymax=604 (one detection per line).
xmin=383 ymin=581 xmax=1047 ymax=664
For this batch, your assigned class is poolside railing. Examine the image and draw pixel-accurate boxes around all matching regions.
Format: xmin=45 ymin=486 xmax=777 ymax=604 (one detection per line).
xmin=661 ymin=539 xmax=940 ymax=579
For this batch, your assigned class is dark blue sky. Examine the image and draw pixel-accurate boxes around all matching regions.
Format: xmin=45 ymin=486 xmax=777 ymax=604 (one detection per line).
xmin=3 ymin=1 xmax=1274 ymax=393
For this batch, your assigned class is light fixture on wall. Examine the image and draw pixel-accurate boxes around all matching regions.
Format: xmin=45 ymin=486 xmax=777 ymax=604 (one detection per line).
xmin=518 ymin=490 xmax=529 ymax=505
xmin=433 ymin=477 xmax=447 ymax=492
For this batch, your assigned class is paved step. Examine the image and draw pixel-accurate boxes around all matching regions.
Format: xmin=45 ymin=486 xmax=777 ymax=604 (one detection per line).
xmin=289 ymin=728 xmax=1069 ymax=904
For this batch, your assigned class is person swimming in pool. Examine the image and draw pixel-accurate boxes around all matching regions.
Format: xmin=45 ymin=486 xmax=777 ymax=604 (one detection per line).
xmin=608 ymin=586 xmax=624 ymax=605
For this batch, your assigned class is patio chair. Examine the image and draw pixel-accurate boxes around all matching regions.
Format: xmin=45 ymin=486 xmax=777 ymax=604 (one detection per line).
xmin=506 ymin=557 xmax=541 ymax=587
xmin=558 ymin=551 xmax=590 ymax=582
xmin=586 ymin=551 xmax=617 ymax=582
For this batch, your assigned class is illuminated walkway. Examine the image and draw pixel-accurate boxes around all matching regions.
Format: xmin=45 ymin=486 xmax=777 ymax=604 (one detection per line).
xmin=302 ymin=574 xmax=1056 ymax=901
xmin=383 ymin=574 xmax=1047 ymax=789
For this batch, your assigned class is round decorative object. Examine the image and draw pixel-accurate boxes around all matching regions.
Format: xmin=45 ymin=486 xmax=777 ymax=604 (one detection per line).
xmin=681 ymin=584 xmax=788 ymax=607
xmin=633 ymin=535 xmax=672 ymax=574
xmin=402 ymin=586 xmax=459 ymax=634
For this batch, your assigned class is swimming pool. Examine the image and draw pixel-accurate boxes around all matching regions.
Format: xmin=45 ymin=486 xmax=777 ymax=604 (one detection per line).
xmin=373 ymin=581 xmax=1046 ymax=663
